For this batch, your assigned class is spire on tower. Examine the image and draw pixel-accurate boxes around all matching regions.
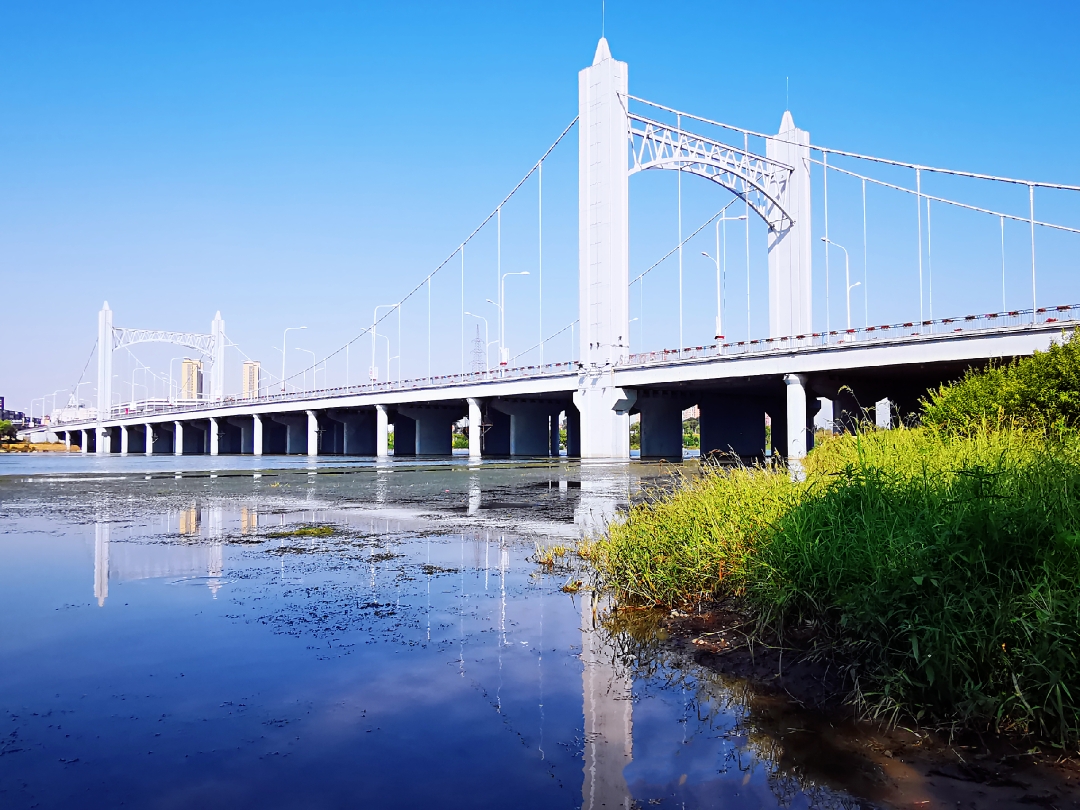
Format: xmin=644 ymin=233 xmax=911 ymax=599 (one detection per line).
xmin=593 ymin=37 xmax=611 ymax=65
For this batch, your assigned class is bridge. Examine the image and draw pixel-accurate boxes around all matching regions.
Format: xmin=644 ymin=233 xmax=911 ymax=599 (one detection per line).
xmin=32 ymin=38 xmax=1080 ymax=471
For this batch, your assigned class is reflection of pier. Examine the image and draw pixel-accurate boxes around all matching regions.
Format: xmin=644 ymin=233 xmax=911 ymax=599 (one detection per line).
xmin=581 ymin=592 xmax=633 ymax=809
xmin=92 ymin=506 xmax=242 ymax=605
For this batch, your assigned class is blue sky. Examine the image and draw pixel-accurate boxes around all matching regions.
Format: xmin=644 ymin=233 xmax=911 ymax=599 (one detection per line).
xmin=3 ymin=1 xmax=1079 ymax=412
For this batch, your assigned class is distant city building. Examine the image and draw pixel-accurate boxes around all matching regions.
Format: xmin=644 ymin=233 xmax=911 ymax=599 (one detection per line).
xmin=242 ymin=361 xmax=261 ymax=399
xmin=181 ymin=359 xmax=203 ymax=400
xmin=0 ymin=397 xmax=29 ymax=426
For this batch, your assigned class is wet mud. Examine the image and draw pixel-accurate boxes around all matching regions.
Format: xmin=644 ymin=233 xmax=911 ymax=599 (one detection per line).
xmin=639 ymin=606 xmax=1080 ymax=809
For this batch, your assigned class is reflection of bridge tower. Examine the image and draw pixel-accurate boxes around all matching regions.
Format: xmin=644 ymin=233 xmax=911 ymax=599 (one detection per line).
xmin=574 ymin=462 xmax=630 ymax=538
xmin=581 ymin=592 xmax=633 ymax=809
xmin=94 ymin=518 xmax=110 ymax=607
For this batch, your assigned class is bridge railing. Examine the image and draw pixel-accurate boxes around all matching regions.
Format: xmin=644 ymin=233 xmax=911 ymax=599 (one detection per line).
xmin=626 ymin=304 xmax=1080 ymax=366
xmin=94 ymin=360 xmax=584 ymax=422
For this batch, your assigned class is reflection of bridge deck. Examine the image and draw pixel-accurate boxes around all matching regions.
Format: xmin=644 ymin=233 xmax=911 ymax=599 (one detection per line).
xmin=45 ymin=313 xmax=1078 ymax=464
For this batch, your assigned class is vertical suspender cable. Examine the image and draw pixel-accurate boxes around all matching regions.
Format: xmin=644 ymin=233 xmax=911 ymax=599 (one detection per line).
xmin=538 ymin=160 xmax=543 ymax=369
xmin=823 ymin=151 xmax=831 ymax=340
xmin=497 ymin=206 xmax=502 ymax=353
xmin=862 ymin=178 xmax=868 ymax=328
xmin=460 ymin=246 xmax=465 ymax=375
xmin=744 ymin=131 xmax=751 ymax=343
xmin=427 ymin=277 xmax=431 ymax=382
xmin=916 ymin=168 xmax=923 ymax=329
xmin=677 ymin=113 xmax=683 ymax=357
xmin=999 ymin=216 xmax=1006 ymax=313
xmin=1029 ymin=184 xmax=1037 ymax=322
xmin=926 ymin=198 xmax=933 ymax=326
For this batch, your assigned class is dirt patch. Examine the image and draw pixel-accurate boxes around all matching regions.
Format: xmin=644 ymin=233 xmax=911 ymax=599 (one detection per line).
xmin=654 ymin=605 xmax=1080 ymax=809
xmin=0 ymin=442 xmax=74 ymax=453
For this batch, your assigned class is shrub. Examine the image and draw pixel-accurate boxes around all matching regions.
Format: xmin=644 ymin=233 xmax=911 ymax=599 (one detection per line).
xmin=922 ymin=328 xmax=1080 ymax=433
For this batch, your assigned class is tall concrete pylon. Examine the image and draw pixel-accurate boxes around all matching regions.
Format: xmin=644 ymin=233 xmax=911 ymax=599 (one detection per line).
xmin=573 ymin=38 xmax=635 ymax=459
xmin=766 ymin=111 xmax=812 ymax=338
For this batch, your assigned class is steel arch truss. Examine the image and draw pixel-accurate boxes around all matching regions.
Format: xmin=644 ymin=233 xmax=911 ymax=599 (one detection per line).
xmin=628 ymin=112 xmax=794 ymax=229
xmin=112 ymin=328 xmax=216 ymax=359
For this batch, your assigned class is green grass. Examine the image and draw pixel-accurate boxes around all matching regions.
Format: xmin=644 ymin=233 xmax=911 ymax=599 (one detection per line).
xmin=594 ymin=427 xmax=1080 ymax=740
xmin=266 ymin=524 xmax=336 ymax=539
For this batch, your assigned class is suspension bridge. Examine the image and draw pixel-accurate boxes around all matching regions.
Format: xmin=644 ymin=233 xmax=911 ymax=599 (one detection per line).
xmin=30 ymin=38 xmax=1080 ymax=469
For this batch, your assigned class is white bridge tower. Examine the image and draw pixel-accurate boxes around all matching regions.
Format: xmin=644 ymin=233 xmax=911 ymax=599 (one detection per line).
xmin=95 ymin=303 xmax=226 ymax=453
xmin=574 ymin=38 xmax=812 ymax=457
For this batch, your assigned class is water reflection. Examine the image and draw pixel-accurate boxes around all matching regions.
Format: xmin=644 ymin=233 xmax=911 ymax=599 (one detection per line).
xmin=1 ymin=464 xmax=864 ymax=809
xmin=582 ymin=592 xmax=634 ymax=810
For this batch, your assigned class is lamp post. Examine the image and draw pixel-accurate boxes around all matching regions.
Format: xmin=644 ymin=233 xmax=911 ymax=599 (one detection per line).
xmin=702 ymin=211 xmax=747 ymax=341
xmin=371 ymin=304 xmax=397 ymax=383
xmin=295 ymin=348 xmax=317 ymax=391
xmin=464 ymin=312 xmax=490 ymax=373
xmin=280 ymin=326 xmax=307 ymax=393
xmin=821 ymin=237 xmax=860 ymax=331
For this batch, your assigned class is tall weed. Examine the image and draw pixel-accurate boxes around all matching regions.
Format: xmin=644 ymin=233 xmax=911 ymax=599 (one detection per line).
xmin=595 ymin=429 xmax=1080 ymax=740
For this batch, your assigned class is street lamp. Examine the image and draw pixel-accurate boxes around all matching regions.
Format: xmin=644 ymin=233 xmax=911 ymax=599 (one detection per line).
xmin=702 ymin=211 xmax=747 ymax=341
xmin=295 ymin=348 xmax=317 ymax=391
xmin=280 ymin=326 xmax=308 ymax=393
xmin=463 ymin=312 xmax=490 ymax=372
xmin=371 ymin=304 xmax=397 ymax=383
xmin=821 ymin=237 xmax=860 ymax=331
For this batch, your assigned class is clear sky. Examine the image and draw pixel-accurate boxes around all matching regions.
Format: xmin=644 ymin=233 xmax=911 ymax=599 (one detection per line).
xmin=3 ymin=1 xmax=1079 ymax=413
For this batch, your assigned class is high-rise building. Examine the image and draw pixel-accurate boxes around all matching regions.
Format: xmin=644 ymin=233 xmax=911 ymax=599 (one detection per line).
xmin=181 ymin=359 xmax=203 ymax=400
xmin=242 ymin=361 xmax=261 ymax=399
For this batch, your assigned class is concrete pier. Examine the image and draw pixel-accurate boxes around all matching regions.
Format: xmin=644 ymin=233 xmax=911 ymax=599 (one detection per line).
xmin=785 ymin=374 xmax=808 ymax=480
xmin=376 ymin=404 xmax=389 ymax=459
xmin=467 ymin=398 xmax=482 ymax=459
xmin=306 ymin=411 xmax=318 ymax=457
xmin=700 ymin=395 xmax=767 ymax=460
xmin=396 ymin=404 xmax=462 ymax=456
xmin=636 ymin=393 xmax=686 ymax=460
xmin=391 ymin=412 xmax=416 ymax=456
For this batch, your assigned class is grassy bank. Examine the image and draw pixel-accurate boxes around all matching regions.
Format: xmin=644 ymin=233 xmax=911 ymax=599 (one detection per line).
xmin=593 ymin=332 xmax=1080 ymax=741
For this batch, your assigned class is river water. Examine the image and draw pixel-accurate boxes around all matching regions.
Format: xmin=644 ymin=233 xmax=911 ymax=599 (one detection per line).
xmin=0 ymin=454 xmax=863 ymax=809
